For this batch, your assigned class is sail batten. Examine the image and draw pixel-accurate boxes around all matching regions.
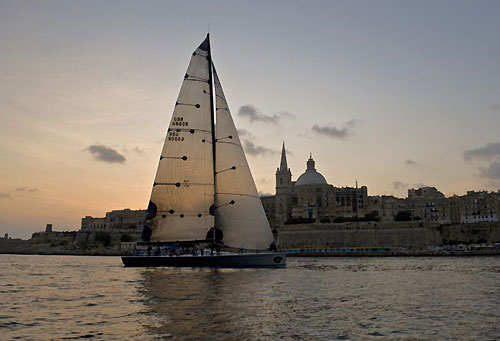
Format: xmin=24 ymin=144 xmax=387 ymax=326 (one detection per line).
xmin=213 ymin=66 xmax=274 ymax=250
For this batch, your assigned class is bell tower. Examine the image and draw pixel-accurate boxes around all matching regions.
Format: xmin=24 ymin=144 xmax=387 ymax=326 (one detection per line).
xmin=275 ymin=142 xmax=292 ymax=224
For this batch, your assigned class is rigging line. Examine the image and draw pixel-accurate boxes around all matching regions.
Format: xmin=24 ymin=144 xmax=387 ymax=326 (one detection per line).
xmin=215 ymin=192 xmax=259 ymax=198
xmin=184 ymin=74 xmax=209 ymax=82
xmin=157 ymin=211 xmax=204 ymax=215
xmin=175 ymin=102 xmax=201 ymax=108
xmin=216 ymin=107 xmax=229 ymax=111
xmin=217 ymin=141 xmax=242 ymax=148
xmin=168 ymin=128 xmax=211 ymax=134
xmin=153 ymin=182 xmax=213 ymax=187
xmin=215 ymin=135 xmax=233 ymax=141
xmin=160 ymin=156 xmax=188 ymax=161
xmin=215 ymin=200 xmax=236 ymax=209
xmin=215 ymin=166 xmax=236 ymax=174
xmin=157 ymin=209 xmax=209 ymax=215
xmin=184 ymin=78 xmax=210 ymax=83
xmin=160 ymin=155 xmax=204 ymax=161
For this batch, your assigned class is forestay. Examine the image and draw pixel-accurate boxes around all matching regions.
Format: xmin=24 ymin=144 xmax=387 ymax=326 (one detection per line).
xmin=147 ymin=38 xmax=214 ymax=242
xmin=213 ymin=67 xmax=274 ymax=250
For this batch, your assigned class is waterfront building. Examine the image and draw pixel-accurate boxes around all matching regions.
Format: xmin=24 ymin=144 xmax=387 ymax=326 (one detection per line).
xmin=262 ymin=143 xmax=368 ymax=226
xmin=368 ymin=195 xmax=406 ymax=221
xmin=275 ymin=143 xmax=293 ymax=224
xmin=81 ymin=209 xmax=147 ymax=230
xmin=404 ymin=190 xmax=500 ymax=224
xmin=260 ymin=143 xmax=500 ymax=226
xmin=408 ymin=186 xmax=445 ymax=200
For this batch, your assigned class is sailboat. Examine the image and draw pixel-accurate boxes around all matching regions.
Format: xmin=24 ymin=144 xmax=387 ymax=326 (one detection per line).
xmin=121 ymin=35 xmax=286 ymax=268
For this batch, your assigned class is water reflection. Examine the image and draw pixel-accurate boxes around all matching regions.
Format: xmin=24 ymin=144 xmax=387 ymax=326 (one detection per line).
xmin=1 ymin=255 xmax=498 ymax=340
xmin=138 ymin=268 xmax=282 ymax=339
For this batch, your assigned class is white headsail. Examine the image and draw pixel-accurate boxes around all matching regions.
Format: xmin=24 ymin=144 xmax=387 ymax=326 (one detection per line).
xmin=146 ymin=37 xmax=215 ymax=242
xmin=213 ymin=67 xmax=275 ymax=250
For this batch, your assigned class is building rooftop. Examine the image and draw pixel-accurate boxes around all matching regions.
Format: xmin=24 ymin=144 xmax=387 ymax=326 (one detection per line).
xmin=295 ymin=154 xmax=328 ymax=186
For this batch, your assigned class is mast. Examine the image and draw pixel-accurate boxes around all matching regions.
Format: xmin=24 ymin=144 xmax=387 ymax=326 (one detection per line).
xmin=206 ymin=34 xmax=217 ymax=231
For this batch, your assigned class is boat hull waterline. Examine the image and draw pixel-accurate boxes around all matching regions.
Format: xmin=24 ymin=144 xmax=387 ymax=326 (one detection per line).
xmin=121 ymin=252 xmax=286 ymax=268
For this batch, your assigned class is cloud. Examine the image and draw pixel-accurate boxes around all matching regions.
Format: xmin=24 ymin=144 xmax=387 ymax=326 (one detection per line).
xmin=16 ymin=187 xmax=39 ymax=193
xmin=392 ymin=181 xmax=407 ymax=190
xmin=298 ymin=133 xmax=313 ymax=139
xmin=0 ymin=193 xmax=11 ymax=199
xmin=242 ymin=140 xmax=277 ymax=156
xmin=122 ymin=146 xmax=145 ymax=154
xmin=311 ymin=119 xmax=359 ymax=139
xmin=464 ymin=142 xmax=500 ymax=161
xmin=404 ymin=159 xmax=419 ymax=166
xmin=492 ymin=103 xmax=500 ymax=110
xmin=311 ymin=125 xmax=349 ymax=139
xmin=345 ymin=119 xmax=360 ymax=127
xmin=238 ymin=105 xmax=294 ymax=124
xmin=237 ymin=129 xmax=252 ymax=138
xmin=279 ymin=111 xmax=295 ymax=119
xmin=479 ymin=162 xmax=500 ymax=179
xmin=130 ymin=146 xmax=145 ymax=154
xmin=85 ymin=144 xmax=126 ymax=163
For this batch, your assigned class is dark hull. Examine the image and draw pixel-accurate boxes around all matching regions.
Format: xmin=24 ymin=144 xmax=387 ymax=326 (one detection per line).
xmin=121 ymin=252 xmax=286 ymax=268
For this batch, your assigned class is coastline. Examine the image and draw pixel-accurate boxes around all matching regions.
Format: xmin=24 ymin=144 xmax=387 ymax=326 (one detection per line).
xmin=1 ymin=249 xmax=499 ymax=257
xmin=285 ymin=250 xmax=500 ymax=257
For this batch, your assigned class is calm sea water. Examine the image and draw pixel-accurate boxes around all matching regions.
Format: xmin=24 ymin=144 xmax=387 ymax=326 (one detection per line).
xmin=0 ymin=255 xmax=498 ymax=340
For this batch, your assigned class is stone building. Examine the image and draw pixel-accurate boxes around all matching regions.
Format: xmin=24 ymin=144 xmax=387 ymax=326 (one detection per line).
xmin=275 ymin=143 xmax=294 ymax=224
xmin=261 ymin=195 xmax=276 ymax=224
xmin=408 ymin=186 xmax=445 ymax=200
xmin=452 ymin=191 xmax=500 ymax=224
xmin=81 ymin=209 xmax=147 ymax=230
xmin=368 ymin=195 xmax=406 ymax=221
xmin=260 ymin=144 xmax=500 ymax=226
xmin=403 ymin=189 xmax=500 ymax=224
xmin=262 ymin=143 xmax=368 ymax=226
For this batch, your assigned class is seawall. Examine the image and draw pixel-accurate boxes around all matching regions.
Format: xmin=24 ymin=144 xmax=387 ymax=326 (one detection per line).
xmin=277 ymin=221 xmax=500 ymax=249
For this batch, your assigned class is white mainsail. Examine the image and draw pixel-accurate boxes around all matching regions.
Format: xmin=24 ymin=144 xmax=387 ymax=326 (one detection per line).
xmin=147 ymin=37 xmax=215 ymax=242
xmin=213 ymin=67 xmax=275 ymax=250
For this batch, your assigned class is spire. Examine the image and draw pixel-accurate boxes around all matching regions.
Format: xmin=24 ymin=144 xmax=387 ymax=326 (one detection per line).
xmin=306 ymin=153 xmax=315 ymax=171
xmin=280 ymin=141 xmax=288 ymax=171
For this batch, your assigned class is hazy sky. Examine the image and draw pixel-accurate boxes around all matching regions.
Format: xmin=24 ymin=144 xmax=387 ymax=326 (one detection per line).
xmin=1 ymin=0 xmax=500 ymax=238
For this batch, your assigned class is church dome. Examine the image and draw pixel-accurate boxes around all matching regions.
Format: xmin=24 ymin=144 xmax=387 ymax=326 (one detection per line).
xmin=295 ymin=154 xmax=328 ymax=186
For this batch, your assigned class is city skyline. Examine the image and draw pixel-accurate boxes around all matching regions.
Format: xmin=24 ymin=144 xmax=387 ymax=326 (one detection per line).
xmin=1 ymin=0 xmax=500 ymax=238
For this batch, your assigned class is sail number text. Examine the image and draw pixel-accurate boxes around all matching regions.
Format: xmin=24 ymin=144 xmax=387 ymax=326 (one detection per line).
xmin=168 ymin=117 xmax=189 ymax=142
